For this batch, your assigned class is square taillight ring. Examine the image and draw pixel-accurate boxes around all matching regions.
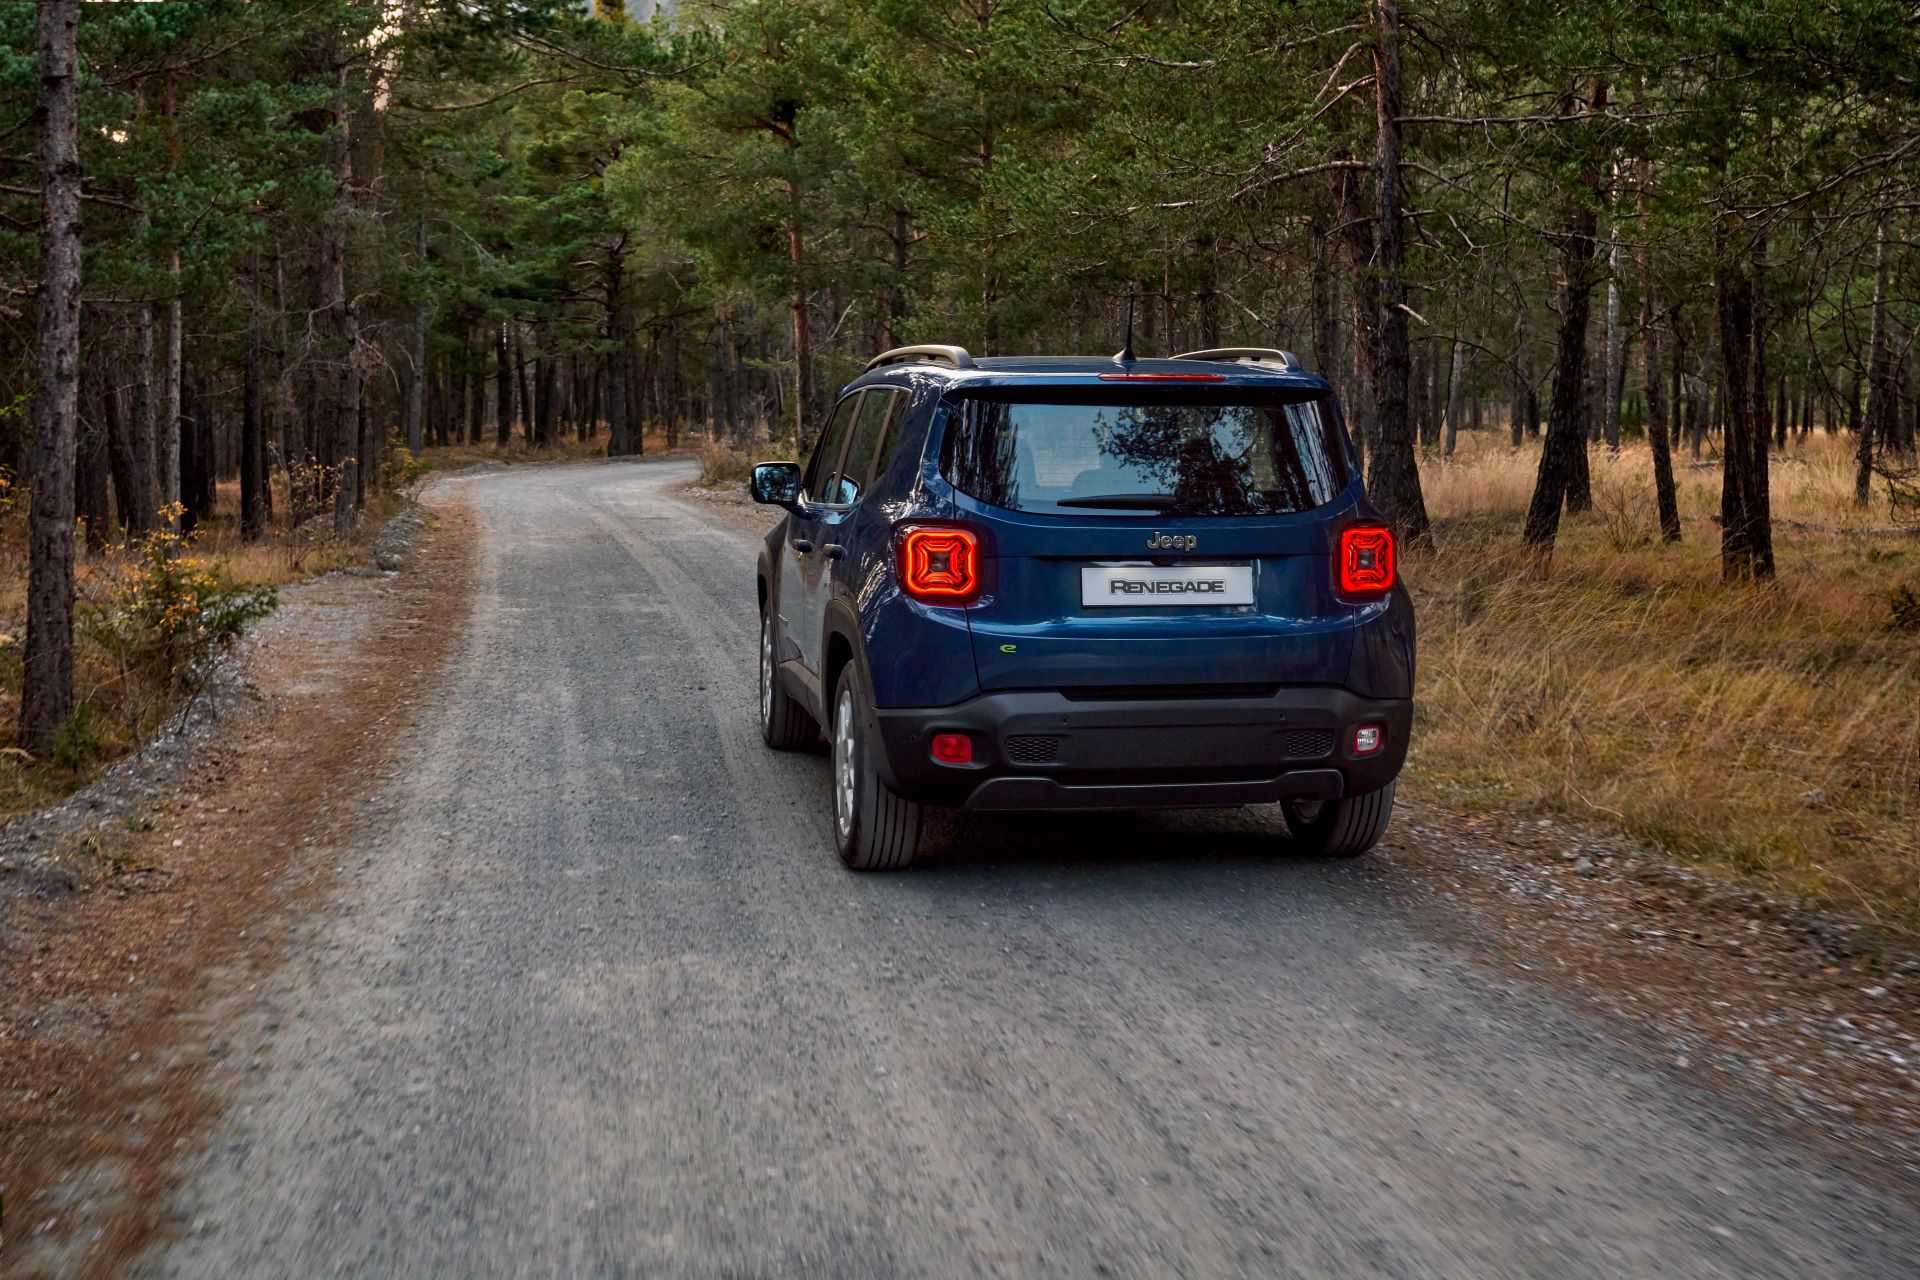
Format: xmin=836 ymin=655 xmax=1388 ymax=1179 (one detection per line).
xmin=1336 ymin=524 xmax=1396 ymax=600
xmin=897 ymin=525 xmax=982 ymax=604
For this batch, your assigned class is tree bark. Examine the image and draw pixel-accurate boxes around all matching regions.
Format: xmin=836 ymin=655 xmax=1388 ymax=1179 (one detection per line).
xmin=495 ymin=321 xmax=513 ymax=448
xmin=1311 ymin=229 xmax=1338 ymax=388
xmin=1859 ymin=205 xmax=1893 ymax=505
xmin=125 ymin=300 xmax=156 ymax=533
xmin=22 ymin=0 xmax=82 ymax=754
xmin=1635 ymin=150 xmax=1679 ymax=542
xmin=513 ymin=327 xmax=532 ymax=444
xmin=243 ymin=259 xmax=267 ymax=541
xmin=158 ymin=252 xmax=183 ymax=528
xmin=787 ymin=174 xmax=814 ymax=450
xmin=77 ymin=355 xmax=111 ymax=552
xmin=1363 ymin=0 xmax=1430 ymax=546
xmin=1523 ymin=79 xmax=1607 ymax=550
xmin=405 ymin=219 xmax=428 ymax=456
xmin=1602 ymin=213 xmax=1624 ymax=450
xmin=104 ymin=350 xmax=141 ymax=536
xmin=325 ymin=55 xmax=361 ymax=536
xmin=1332 ymin=162 xmax=1376 ymax=472
xmin=1716 ymin=244 xmax=1775 ymax=581
xmin=1443 ymin=336 xmax=1466 ymax=457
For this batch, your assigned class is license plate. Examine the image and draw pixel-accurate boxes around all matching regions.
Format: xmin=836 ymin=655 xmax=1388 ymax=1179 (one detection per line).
xmin=1081 ymin=564 xmax=1254 ymax=607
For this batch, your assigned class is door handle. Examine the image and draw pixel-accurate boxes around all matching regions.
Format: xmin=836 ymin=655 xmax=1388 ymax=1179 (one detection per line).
xmin=792 ymin=538 xmax=815 ymax=553
xmin=824 ymin=544 xmax=847 ymax=561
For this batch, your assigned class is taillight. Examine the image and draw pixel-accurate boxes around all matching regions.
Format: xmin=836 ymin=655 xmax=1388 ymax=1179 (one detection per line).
xmin=898 ymin=525 xmax=981 ymax=603
xmin=1336 ymin=524 xmax=1396 ymax=599
xmin=930 ymin=733 xmax=973 ymax=765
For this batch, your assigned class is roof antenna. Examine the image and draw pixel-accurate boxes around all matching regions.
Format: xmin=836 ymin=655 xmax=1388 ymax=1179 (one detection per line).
xmin=1113 ymin=294 xmax=1136 ymax=365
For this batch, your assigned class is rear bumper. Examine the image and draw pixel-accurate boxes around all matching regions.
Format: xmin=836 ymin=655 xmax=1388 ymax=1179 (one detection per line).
xmin=871 ymin=686 xmax=1411 ymax=810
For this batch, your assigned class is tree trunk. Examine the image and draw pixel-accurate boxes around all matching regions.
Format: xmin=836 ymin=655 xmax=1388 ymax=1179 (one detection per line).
xmin=158 ymin=252 xmax=183 ymax=528
xmin=77 ymin=357 xmax=111 ymax=552
xmin=883 ymin=202 xmax=910 ymax=350
xmin=1311 ymin=230 xmax=1338 ymax=388
xmin=1332 ymin=163 xmax=1376 ymax=472
xmin=1602 ymin=214 xmax=1624 ymax=450
xmin=21 ymin=0 xmax=82 ymax=755
xmin=1443 ymin=336 xmax=1466 ymax=457
xmin=1523 ymin=81 xmax=1608 ymax=551
xmin=1716 ymin=244 xmax=1775 ymax=581
xmin=513 ymin=328 xmax=532 ymax=443
xmin=606 ymin=246 xmax=635 ymax=455
xmin=406 ymin=220 xmax=428 ymax=456
xmin=787 ymin=174 xmax=814 ymax=450
xmin=1363 ymin=0 xmax=1429 ymax=546
xmin=242 ymin=257 xmax=267 ymax=539
xmin=535 ymin=354 xmax=556 ymax=446
xmin=326 ymin=58 xmax=361 ymax=536
xmin=1859 ymin=206 xmax=1893 ymax=505
xmin=495 ymin=321 xmax=513 ymax=448
xmin=1639 ymin=257 xmax=1679 ymax=543
xmin=126 ymin=302 xmax=156 ymax=533
xmin=103 ymin=351 xmax=139 ymax=536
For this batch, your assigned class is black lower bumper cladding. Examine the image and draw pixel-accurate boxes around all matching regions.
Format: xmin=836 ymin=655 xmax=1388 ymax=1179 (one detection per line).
xmin=872 ymin=686 xmax=1412 ymax=811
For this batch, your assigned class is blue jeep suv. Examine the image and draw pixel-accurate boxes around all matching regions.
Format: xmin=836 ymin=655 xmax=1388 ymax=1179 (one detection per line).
xmin=751 ymin=345 xmax=1414 ymax=870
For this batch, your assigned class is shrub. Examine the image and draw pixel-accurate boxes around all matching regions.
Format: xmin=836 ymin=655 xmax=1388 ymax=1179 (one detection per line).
xmin=82 ymin=514 xmax=279 ymax=708
xmin=698 ymin=440 xmax=761 ymax=489
xmin=385 ymin=439 xmax=430 ymax=491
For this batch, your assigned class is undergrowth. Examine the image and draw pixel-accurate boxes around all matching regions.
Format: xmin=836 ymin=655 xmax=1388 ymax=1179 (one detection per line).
xmin=1410 ymin=432 xmax=1920 ymax=929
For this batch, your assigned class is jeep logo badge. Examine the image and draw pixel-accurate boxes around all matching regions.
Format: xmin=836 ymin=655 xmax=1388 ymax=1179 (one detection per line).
xmin=1146 ymin=532 xmax=1197 ymax=551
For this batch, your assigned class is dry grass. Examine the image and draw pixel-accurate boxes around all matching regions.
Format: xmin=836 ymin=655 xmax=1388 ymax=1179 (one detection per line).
xmin=1410 ymin=430 xmax=1920 ymax=928
xmin=692 ymin=438 xmax=787 ymax=489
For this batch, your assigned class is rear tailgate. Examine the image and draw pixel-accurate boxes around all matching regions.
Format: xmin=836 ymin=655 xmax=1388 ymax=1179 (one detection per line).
xmin=960 ymin=499 xmax=1358 ymax=692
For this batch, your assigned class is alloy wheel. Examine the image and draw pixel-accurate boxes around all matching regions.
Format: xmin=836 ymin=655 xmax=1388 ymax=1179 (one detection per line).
xmin=833 ymin=688 xmax=857 ymax=838
xmin=759 ymin=613 xmax=774 ymax=727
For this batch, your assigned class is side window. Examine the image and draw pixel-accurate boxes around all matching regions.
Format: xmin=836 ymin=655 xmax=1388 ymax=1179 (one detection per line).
xmin=834 ymin=389 xmax=902 ymax=503
xmin=802 ymin=392 xmax=863 ymax=503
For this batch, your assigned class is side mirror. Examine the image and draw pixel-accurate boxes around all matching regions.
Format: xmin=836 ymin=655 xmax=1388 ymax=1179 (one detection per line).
xmin=750 ymin=461 xmax=803 ymax=510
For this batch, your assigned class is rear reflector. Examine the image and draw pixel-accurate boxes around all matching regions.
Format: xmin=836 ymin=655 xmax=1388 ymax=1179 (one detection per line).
xmin=930 ymin=733 xmax=973 ymax=765
xmin=1336 ymin=525 xmax=1396 ymax=598
xmin=898 ymin=525 xmax=981 ymax=603
xmin=1096 ymin=372 xmax=1227 ymax=382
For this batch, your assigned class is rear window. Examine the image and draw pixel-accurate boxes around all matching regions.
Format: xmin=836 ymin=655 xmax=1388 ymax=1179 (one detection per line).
xmin=940 ymin=389 xmax=1350 ymax=517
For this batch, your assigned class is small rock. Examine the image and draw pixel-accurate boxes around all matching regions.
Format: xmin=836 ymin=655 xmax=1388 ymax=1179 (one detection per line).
xmin=1797 ymin=788 xmax=1828 ymax=808
xmin=1573 ymin=856 xmax=1597 ymax=876
xmin=1863 ymin=986 xmax=1888 ymax=999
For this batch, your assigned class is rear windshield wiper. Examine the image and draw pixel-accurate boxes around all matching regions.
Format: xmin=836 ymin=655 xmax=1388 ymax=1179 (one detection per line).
xmin=1052 ymin=494 xmax=1174 ymax=510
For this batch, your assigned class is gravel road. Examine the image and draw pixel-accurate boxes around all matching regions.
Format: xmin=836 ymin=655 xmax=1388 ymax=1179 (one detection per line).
xmin=145 ymin=459 xmax=1920 ymax=1278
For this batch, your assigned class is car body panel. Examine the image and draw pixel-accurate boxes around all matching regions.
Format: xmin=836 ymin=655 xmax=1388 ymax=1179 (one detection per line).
xmin=752 ymin=353 xmax=1416 ymax=809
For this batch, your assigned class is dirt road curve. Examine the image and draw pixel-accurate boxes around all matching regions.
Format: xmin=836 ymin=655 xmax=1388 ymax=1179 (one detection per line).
xmin=143 ymin=460 xmax=1919 ymax=1277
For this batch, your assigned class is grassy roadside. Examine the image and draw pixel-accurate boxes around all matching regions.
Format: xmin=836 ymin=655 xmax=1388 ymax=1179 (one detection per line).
xmin=1409 ymin=433 xmax=1919 ymax=931
xmin=0 ymin=478 xmax=409 ymax=825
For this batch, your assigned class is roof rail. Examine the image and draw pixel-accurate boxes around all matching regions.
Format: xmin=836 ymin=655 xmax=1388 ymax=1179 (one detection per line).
xmin=1171 ymin=347 xmax=1301 ymax=370
xmin=865 ymin=344 xmax=976 ymax=373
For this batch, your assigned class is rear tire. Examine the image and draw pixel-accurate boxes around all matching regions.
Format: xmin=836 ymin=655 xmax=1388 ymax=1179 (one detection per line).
xmin=830 ymin=666 xmax=921 ymax=871
xmin=759 ymin=608 xmax=814 ymax=750
xmin=1282 ymin=781 xmax=1396 ymax=858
